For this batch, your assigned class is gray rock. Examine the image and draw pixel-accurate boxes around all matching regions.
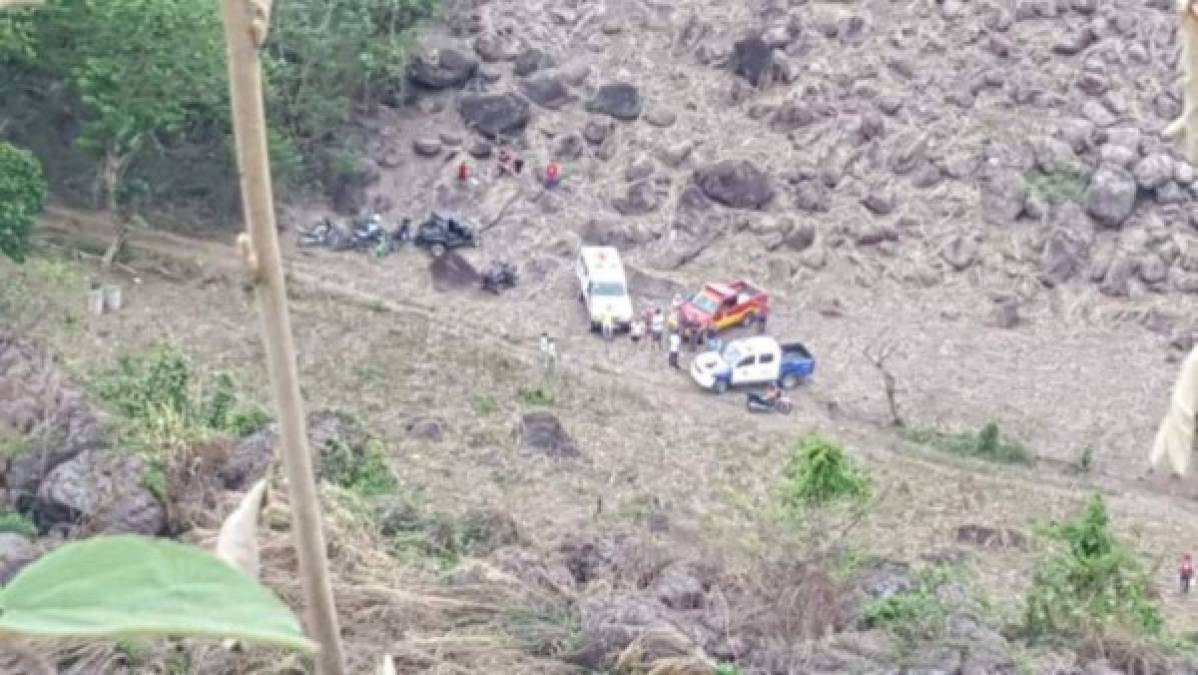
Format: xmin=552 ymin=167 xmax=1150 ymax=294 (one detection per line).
xmin=406 ymin=418 xmax=444 ymax=442
xmin=458 ymin=93 xmax=532 ymax=140
xmin=624 ymin=161 xmax=654 ymax=183
xmin=468 ymin=140 xmax=493 ymax=159
xmin=412 ymin=138 xmax=442 ymax=157
xmin=1157 ymin=181 xmax=1189 ymax=205
xmin=1139 ymin=254 xmax=1169 ymax=286
xmin=643 ymin=108 xmax=677 ymax=128
xmin=1100 ymin=254 xmax=1137 ymax=297
xmin=329 ymin=156 xmax=380 ymax=215
xmin=520 ymin=76 xmax=573 ymax=110
xmin=221 ymin=425 xmax=276 ymax=490
xmin=769 ymin=100 xmax=819 ymax=132
xmin=942 ymin=236 xmax=978 ymax=270
xmin=36 ymin=450 xmax=165 ymax=536
xmin=658 ymin=141 xmax=694 ymax=168
xmin=1084 ymin=165 xmax=1137 ymax=228
xmin=1057 ymin=118 xmax=1096 ymax=153
xmin=1176 ymin=271 xmax=1198 ymax=294
xmin=993 ymin=296 xmax=1021 ymax=329
xmin=862 ymin=188 xmax=896 ymax=215
xmin=793 ymin=180 xmax=831 ymax=213
xmin=652 ymin=562 xmax=705 ymax=610
xmin=583 ymin=119 xmax=611 ymax=145
xmin=1103 ymin=126 xmax=1142 ymax=150
xmin=854 ymin=222 xmax=897 ymax=246
xmin=1040 ymin=229 xmax=1089 ymax=285
xmin=733 ymin=37 xmax=773 ymax=87
xmin=1053 ymin=30 xmax=1094 ymax=56
xmin=612 ymin=181 xmax=661 ymax=216
xmin=1081 ymin=100 xmax=1116 ymax=127
xmin=512 ymin=48 xmax=554 ymax=77
xmin=1033 ymin=136 xmax=1078 ymax=173
xmin=856 ymin=559 xmax=914 ymax=602
xmin=587 ymin=83 xmax=643 ymax=121
xmin=1015 ymin=0 xmax=1058 ymax=20
xmin=555 ymin=134 xmax=583 ymax=161
xmin=408 ymin=48 xmax=478 ymax=90
xmin=1099 ymin=144 xmax=1137 ymax=170
xmin=979 ymin=167 xmax=1029 ymax=225
xmin=1071 ymin=0 xmax=1097 ymax=13
xmin=780 ymin=221 xmax=817 ymax=252
xmin=519 ymin=412 xmax=579 ymax=459
xmin=1136 ymin=153 xmax=1176 ymax=190
xmin=438 ymin=132 xmax=462 ymax=147
xmin=838 ymin=15 xmax=869 ymax=46
xmin=0 ymin=533 xmax=37 ymax=584
xmin=694 ymin=161 xmax=775 ymax=210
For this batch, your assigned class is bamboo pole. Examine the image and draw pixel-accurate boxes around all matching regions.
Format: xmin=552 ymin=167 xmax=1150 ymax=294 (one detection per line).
xmin=1167 ymin=0 xmax=1198 ymax=164
xmin=216 ymin=1 xmax=346 ymax=672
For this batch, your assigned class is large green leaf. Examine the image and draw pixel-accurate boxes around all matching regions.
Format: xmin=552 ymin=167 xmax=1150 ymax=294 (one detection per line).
xmin=0 ymin=535 xmax=315 ymax=652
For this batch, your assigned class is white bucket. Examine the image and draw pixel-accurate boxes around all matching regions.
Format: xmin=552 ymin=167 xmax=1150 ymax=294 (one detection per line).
xmin=103 ymin=285 xmax=122 ymax=312
xmin=88 ymin=288 xmax=106 ymax=316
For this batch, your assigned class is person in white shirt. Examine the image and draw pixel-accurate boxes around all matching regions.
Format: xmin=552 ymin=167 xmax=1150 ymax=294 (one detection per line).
xmin=630 ymin=318 xmax=645 ymax=348
xmin=668 ymin=331 xmax=681 ymax=369
xmin=650 ymin=309 xmax=664 ymax=350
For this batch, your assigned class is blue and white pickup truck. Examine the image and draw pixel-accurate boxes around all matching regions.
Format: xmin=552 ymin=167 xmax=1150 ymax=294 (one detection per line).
xmin=690 ymin=336 xmax=816 ymax=393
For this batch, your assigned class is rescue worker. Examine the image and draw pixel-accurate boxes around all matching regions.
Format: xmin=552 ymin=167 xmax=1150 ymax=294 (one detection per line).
xmin=1182 ymin=554 xmax=1194 ymax=594
xmin=630 ymin=316 xmax=646 ymax=348
xmin=668 ymin=331 xmax=681 ymax=369
xmin=458 ymin=161 xmax=469 ymax=182
xmin=650 ymin=308 xmax=665 ymax=351
xmin=601 ymin=306 xmax=615 ymax=343
xmin=545 ymin=161 xmax=561 ymax=188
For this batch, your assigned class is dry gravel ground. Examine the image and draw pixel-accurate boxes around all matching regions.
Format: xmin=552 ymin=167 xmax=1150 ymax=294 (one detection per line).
xmin=14 ymin=0 xmax=1198 ymax=667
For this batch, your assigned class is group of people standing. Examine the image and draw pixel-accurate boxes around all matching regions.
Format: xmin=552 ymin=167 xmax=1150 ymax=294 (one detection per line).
xmin=596 ymin=293 xmax=723 ymax=370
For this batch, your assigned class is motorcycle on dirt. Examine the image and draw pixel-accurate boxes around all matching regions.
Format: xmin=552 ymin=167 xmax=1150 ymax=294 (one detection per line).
xmin=745 ymin=392 xmax=793 ymax=415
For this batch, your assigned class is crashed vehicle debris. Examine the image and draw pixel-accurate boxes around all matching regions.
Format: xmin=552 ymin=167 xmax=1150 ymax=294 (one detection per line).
xmin=481 ymin=260 xmax=517 ymax=294
xmin=297 ymin=213 xmax=405 ymax=256
xmin=414 ymin=210 xmax=479 ymax=256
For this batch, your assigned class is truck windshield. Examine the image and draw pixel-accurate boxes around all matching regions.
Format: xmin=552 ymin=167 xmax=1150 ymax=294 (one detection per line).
xmin=689 ymin=293 xmax=718 ymax=314
xmin=721 ymin=345 xmax=742 ymax=365
xmin=591 ymin=282 xmax=626 ymax=296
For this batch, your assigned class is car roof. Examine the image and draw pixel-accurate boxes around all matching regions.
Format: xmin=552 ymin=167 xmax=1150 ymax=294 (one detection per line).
xmin=706 ymin=282 xmax=736 ymax=297
xmin=579 ymin=246 xmax=624 ymax=271
xmin=726 ymin=336 xmax=777 ymax=353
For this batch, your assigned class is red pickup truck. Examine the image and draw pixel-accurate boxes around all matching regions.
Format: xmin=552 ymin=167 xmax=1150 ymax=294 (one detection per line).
xmin=678 ymin=280 xmax=769 ymax=334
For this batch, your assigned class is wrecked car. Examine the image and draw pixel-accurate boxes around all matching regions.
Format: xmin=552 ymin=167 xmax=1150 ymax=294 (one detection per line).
xmin=414 ymin=210 xmax=479 ymax=256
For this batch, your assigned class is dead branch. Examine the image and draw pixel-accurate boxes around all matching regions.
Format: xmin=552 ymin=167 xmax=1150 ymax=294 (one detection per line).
xmin=862 ymin=339 xmax=904 ymax=428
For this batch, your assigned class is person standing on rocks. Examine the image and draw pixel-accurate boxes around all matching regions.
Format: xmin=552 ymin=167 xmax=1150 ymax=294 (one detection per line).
xmin=600 ymin=306 xmax=615 ymax=344
xmin=630 ymin=315 xmax=645 ymax=349
xmin=650 ymin=308 xmax=664 ymax=351
xmin=668 ymin=330 xmax=682 ymax=369
xmin=1182 ymin=554 xmax=1194 ymax=594
xmin=544 ymin=160 xmax=561 ymax=189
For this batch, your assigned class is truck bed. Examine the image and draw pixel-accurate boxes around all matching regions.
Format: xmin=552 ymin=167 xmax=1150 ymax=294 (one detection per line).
xmin=779 ymin=342 xmax=813 ymax=361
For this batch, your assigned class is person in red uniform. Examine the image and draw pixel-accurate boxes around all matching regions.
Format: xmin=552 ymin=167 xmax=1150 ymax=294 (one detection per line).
xmin=545 ymin=160 xmax=560 ymax=188
xmin=457 ymin=161 xmax=469 ymax=182
xmin=1183 ymin=554 xmax=1194 ymax=594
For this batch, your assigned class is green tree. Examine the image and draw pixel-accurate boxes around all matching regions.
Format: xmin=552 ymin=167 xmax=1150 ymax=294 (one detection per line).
xmin=32 ymin=0 xmax=225 ymax=265
xmin=780 ymin=434 xmax=871 ymax=508
xmin=0 ymin=142 xmax=46 ymax=263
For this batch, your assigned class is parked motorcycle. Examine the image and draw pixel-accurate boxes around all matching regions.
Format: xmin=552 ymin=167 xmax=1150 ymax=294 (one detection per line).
xmin=481 ymin=260 xmax=518 ymax=294
xmin=746 ymin=391 xmax=793 ymax=415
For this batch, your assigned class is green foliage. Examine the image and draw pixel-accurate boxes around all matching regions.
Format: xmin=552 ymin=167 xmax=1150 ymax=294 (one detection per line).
xmin=1023 ymin=494 xmax=1163 ymax=642
xmin=1073 ymin=446 xmax=1094 ymax=475
xmin=862 ymin=565 xmax=958 ymax=642
xmin=0 ymin=510 xmax=36 ymax=538
xmin=906 ymin=422 xmax=1032 ymax=465
xmin=0 ymin=142 xmax=46 ymax=263
xmin=322 ymin=436 xmax=397 ymax=497
xmin=715 ymin=665 xmax=744 ymax=675
xmin=473 ymin=393 xmax=499 ymax=416
xmin=0 ymin=535 xmax=313 ymax=651
xmin=377 ymin=495 xmax=507 ymax=570
xmin=518 ymin=386 xmax=556 ymax=407
xmin=780 ymin=434 xmax=871 ymax=509
xmin=0 ymin=7 xmax=37 ymax=64
xmin=33 ymin=0 xmax=226 ymax=200
xmin=1025 ymin=164 xmax=1089 ymax=206
xmin=92 ymin=343 xmax=268 ymax=454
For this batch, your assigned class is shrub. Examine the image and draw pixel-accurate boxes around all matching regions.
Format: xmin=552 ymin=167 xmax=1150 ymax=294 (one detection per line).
xmin=0 ymin=142 xmax=46 ymax=264
xmin=321 ymin=436 xmax=397 ymax=498
xmin=908 ymin=422 xmax=1032 ymax=465
xmin=518 ymin=386 xmax=555 ymax=407
xmin=0 ymin=510 xmax=36 ymax=538
xmin=780 ymin=434 xmax=871 ymax=508
xmin=92 ymin=343 xmax=269 ymax=454
xmin=862 ymin=565 xmax=957 ymax=642
xmin=1023 ymin=494 xmax=1163 ymax=644
xmin=1025 ymin=164 xmax=1088 ymax=206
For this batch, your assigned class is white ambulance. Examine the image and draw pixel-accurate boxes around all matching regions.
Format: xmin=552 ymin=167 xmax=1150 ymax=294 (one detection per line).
xmin=575 ymin=246 xmax=634 ymax=331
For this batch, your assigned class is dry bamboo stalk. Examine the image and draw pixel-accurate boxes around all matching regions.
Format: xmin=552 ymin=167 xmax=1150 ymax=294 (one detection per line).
xmin=1167 ymin=0 xmax=1198 ymax=164
xmin=216 ymin=0 xmax=346 ymax=671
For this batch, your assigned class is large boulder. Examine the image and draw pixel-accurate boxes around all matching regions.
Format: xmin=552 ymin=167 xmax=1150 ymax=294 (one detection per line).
xmin=36 ymin=450 xmax=165 ymax=536
xmin=512 ymin=47 xmax=554 ymax=77
xmin=1134 ymin=153 xmax=1175 ymax=191
xmin=519 ymin=412 xmax=579 ymax=459
xmin=1084 ymin=165 xmax=1137 ymax=228
xmin=694 ymin=161 xmax=775 ymax=210
xmin=520 ymin=75 xmax=574 ymax=110
xmin=0 ymin=533 xmax=37 ymax=584
xmin=458 ymin=93 xmax=531 ymax=140
xmin=978 ymin=167 xmax=1028 ymax=225
xmin=612 ymin=181 xmax=662 ymax=216
xmin=407 ymin=48 xmax=478 ymax=90
xmin=733 ymin=36 xmax=773 ymax=87
xmin=0 ymin=337 xmax=107 ymax=502
xmin=587 ymin=83 xmax=643 ymax=121
xmin=430 ymin=251 xmax=481 ymax=292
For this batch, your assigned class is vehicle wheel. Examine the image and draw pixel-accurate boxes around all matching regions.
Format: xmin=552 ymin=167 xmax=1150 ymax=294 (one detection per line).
xmin=430 ymin=243 xmax=446 ymax=257
xmin=777 ymin=400 xmax=794 ymax=415
xmin=780 ymin=374 xmax=799 ymax=390
xmin=713 ymin=379 xmax=728 ymax=394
